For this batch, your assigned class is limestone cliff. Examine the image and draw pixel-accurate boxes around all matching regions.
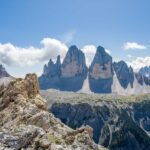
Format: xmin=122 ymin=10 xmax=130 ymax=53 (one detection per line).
xmin=0 ymin=74 xmax=107 ymax=150
xmin=89 ymin=46 xmax=113 ymax=93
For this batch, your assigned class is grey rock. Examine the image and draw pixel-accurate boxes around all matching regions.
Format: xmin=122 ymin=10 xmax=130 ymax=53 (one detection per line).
xmin=89 ymin=46 xmax=113 ymax=93
xmin=39 ymin=45 xmax=88 ymax=92
xmin=113 ymin=61 xmax=134 ymax=89
xmin=50 ymin=101 xmax=150 ymax=150
xmin=0 ymin=65 xmax=10 ymax=78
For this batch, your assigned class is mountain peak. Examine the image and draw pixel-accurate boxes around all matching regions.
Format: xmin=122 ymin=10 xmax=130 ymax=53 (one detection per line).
xmin=69 ymin=45 xmax=78 ymax=50
xmin=61 ymin=45 xmax=87 ymax=77
xmin=56 ymin=55 xmax=61 ymax=65
xmin=0 ymin=64 xmax=10 ymax=78
xmin=97 ymin=46 xmax=105 ymax=53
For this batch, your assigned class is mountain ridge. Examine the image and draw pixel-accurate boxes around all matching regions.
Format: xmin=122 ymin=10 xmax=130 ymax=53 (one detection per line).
xmin=39 ymin=45 xmax=150 ymax=95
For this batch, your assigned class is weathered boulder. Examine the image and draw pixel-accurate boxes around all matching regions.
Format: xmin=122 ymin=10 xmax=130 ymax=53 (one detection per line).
xmin=0 ymin=73 xmax=106 ymax=150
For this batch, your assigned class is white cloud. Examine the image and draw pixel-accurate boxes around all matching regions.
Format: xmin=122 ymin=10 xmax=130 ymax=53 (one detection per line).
xmin=0 ymin=38 xmax=68 ymax=66
xmin=105 ymin=49 xmax=111 ymax=55
xmin=127 ymin=54 xmax=133 ymax=58
xmin=81 ymin=45 xmax=96 ymax=67
xmin=124 ymin=42 xmax=147 ymax=50
xmin=128 ymin=57 xmax=150 ymax=72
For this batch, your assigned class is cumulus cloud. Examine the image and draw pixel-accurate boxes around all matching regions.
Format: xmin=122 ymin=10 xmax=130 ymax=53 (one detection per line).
xmin=128 ymin=57 xmax=150 ymax=72
xmin=124 ymin=42 xmax=147 ymax=50
xmin=81 ymin=45 xmax=96 ymax=67
xmin=0 ymin=38 xmax=68 ymax=66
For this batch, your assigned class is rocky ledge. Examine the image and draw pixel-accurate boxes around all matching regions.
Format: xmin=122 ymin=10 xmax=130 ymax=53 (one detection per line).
xmin=0 ymin=74 xmax=107 ymax=150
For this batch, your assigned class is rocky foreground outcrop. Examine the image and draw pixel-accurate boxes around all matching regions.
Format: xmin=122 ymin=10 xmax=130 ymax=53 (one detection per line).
xmin=0 ymin=74 xmax=107 ymax=150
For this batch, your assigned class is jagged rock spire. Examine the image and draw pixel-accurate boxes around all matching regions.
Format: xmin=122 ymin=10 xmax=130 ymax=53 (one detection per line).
xmin=43 ymin=56 xmax=61 ymax=77
xmin=61 ymin=45 xmax=87 ymax=77
xmin=89 ymin=46 xmax=113 ymax=79
xmin=0 ymin=64 xmax=10 ymax=78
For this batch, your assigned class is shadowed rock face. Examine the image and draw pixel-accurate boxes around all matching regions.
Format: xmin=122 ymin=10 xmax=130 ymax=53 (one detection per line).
xmin=0 ymin=74 xmax=106 ymax=150
xmin=43 ymin=55 xmax=61 ymax=77
xmin=137 ymin=66 xmax=150 ymax=85
xmin=39 ymin=45 xmax=150 ymax=94
xmin=113 ymin=61 xmax=134 ymax=89
xmin=50 ymin=101 xmax=150 ymax=150
xmin=89 ymin=46 xmax=113 ymax=93
xmin=39 ymin=45 xmax=88 ymax=91
xmin=0 ymin=64 xmax=10 ymax=78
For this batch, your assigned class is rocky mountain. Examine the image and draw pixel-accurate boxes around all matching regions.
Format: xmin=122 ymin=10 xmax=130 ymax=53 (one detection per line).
xmin=0 ymin=64 xmax=10 ymax=78
xmin=39 ymin=45 xmax=150 ymax=95
xmin=139 ymin=66 xmax=150 ymax=79
xmin=0 ymin=74 xmax=106 ymax=150
xmin=113 ymin=61 xmax=134 ymax=89
xmin=89 ymin=46 xmax=113 ymax=93
xmin=61 ymin=45 xmax=88 ymax=77
xmin=39 ymin=45 xmax=88 ymax=91
xmin=0 ymin=64 xmax=14 ymax=86
xmin=41 ymin=89 xmax=150 ymax=150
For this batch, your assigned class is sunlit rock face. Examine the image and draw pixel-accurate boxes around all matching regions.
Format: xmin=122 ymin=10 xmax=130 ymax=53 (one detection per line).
xmin=137 ymin=66 xmax=150 ymax=86
xmin=61 ymin=45 xmax=88 ymax=77
xmin=39 ymin=45 xmax=88 ymax=91
xmin=90 ymin=61 xmax=112 ymax=79
xmin=89 ymin=46 xmax=113 ymax=93
xmin=39 ymin=45 xmax=150 ymax=94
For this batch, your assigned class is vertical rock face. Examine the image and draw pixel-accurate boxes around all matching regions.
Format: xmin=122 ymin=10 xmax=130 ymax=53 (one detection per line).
xmin=61 ymin=45 xmax=88 ymax=77
xmin=43 ymin=55 xmax=61 ymax=77
xmin=137 ymin=66 xmax=150 ymax=85
xmin=0 ymin=64 xmax=10 ymax=78
xmin=39 ymin=45 xmax=150 ymax=94
xmin=89 ymin=46 xmax=113 ymax=79
xmin=0 ymin=64 xmax=14 ymax=87
xmin=39 ymin=45 xmax=88 ymax=91
xmin=49 ymin=99 xmax=150 ymax=150
xmin=113 ymin=61 xmax=134 ymax=89
xmin=89 ymin=46 xmax=113 ymax=93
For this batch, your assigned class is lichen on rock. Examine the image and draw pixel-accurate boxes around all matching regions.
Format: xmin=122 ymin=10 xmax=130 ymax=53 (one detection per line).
xmin=0 ymin=73 xmax=107 ymax=150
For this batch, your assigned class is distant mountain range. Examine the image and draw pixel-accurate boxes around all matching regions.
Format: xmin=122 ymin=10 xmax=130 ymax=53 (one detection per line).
xmin=0 ymin=64 xmax=14 ymax=86
xmin=39 ymin=45 xmax=150 ymax=95
xmin=0 ymin=46 xmax=150 ymax=95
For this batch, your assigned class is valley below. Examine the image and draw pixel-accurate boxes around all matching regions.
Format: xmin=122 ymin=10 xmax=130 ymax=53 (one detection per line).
xmin=41 ymin=89 xmax=150 ymax=150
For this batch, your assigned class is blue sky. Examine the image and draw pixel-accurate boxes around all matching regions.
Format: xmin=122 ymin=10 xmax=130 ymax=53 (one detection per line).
xmin=0 ymin=0 xmax=150 ymax=76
